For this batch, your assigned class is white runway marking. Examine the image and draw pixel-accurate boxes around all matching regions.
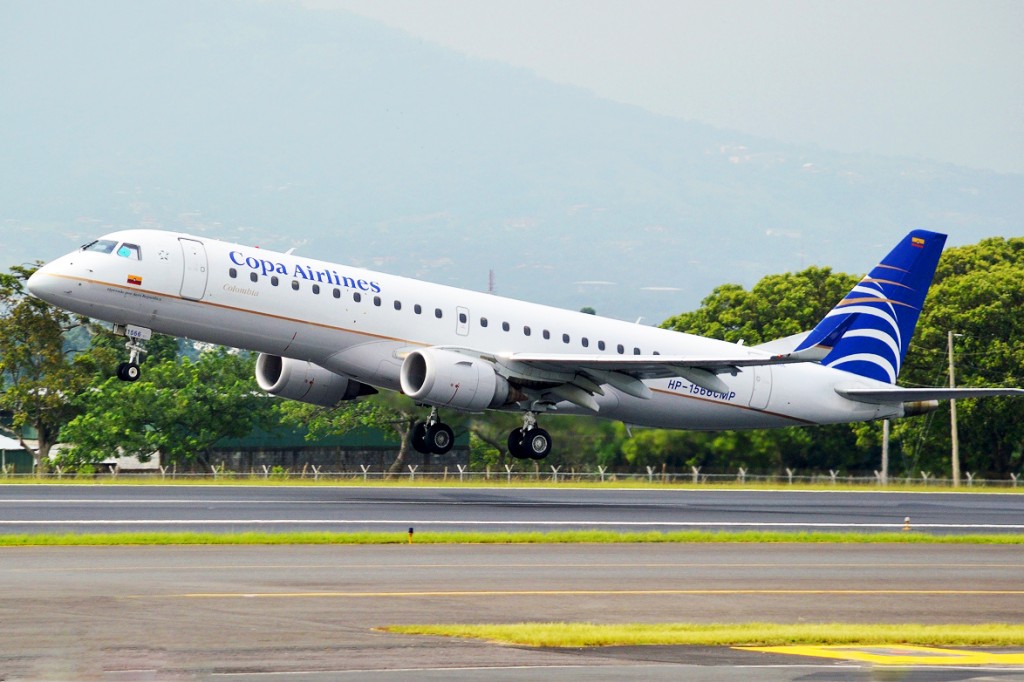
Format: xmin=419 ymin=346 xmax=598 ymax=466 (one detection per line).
xmin=1 ymin=519 xmax=1023 ymax=530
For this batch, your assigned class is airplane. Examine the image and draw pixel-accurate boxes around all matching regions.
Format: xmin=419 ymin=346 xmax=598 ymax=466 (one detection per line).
xmin=26 ymin=228 xmax=1023 ymax=460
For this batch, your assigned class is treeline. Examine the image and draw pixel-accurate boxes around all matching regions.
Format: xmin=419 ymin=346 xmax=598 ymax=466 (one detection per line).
xmin=1 ymin=237 xmax=1021 ymax=476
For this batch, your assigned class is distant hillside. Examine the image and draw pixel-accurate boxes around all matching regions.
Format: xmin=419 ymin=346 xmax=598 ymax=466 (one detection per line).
xmin=2 ymin=0 xmax=1021 ymax=323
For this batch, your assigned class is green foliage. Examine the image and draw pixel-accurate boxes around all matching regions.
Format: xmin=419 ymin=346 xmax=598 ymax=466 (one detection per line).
xmin=0 ymin=264 xmax=98 ymax=471
xmin=60 ymin=349 xmax=276 ymax=469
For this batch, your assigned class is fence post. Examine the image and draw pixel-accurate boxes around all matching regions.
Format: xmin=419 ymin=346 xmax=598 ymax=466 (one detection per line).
xmin=407 ymin=464 xmax=418 ymax=481
xmin=965 ymin=471 xmax=974 ymax=487
xmin=920 ymin=471 xmax=931 ymax=485
xmin=873 ymin=470 xmax=884 ymax=486
xmin=598 ymin=465 xmax=607 ymax=482
xmin=505 ymin=463 xmax=514 ymax=483
xmin=829 ymin=470 xmax=839 ymax=485
xmin=261 ymin=464 xmax=270 ymax=480
xmin=311 ymin=465 xmax=321 ymax=481
xmin=360 ymin=464 xmax=371 ymax=481
xmin=737 ymin=467 xmax=746 ymax=484
xmin=457 ymin=464 xmax=467 ymax=482
xmin=550 ymin=465 xmax=561 ymax=483
xmin=646 ymin=466 xmax=655 ymax=483
xmin=786 ymin=468 xmax=794 ymax=485
xmin=1012 ymin=473 xmax=1019 ymax=488
xmin=691 ymin=466 xmax=700 ymax=484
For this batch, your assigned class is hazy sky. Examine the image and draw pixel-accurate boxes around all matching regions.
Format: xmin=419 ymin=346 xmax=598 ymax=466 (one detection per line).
xmin=307 ymin=0 xmax=1023 ymax=174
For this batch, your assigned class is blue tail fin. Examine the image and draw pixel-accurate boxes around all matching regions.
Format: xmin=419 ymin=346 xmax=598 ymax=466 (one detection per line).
xmin=795 ymin=230 xmax=946 ymax=383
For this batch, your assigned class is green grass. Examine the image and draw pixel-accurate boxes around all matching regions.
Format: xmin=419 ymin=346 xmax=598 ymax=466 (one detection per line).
xmin=1 ymin=477 xmax=1022 ymax=493
xmin=1 ymin=529 xmax=1023 ymax=546
xmin=381 ymin=622 xmax=1024 ymax=647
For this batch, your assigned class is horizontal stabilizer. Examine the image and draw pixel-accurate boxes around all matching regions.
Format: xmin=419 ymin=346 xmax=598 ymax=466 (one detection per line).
xmin=837 ymin=386 xmax=1024 ymax=404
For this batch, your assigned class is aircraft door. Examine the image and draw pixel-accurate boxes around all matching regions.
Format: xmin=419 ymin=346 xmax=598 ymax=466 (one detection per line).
xmin=456 ymin=307 xmax=470 ymax=336
xmin=178 ymin=238 xmax=209 ymax=301
xmin=748 ymin=365 xmax=772 ymax=410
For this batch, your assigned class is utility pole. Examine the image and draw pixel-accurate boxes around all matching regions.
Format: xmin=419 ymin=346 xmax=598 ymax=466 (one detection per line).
xmin=948 ymin=331 xmax=960 ymax=487
xmin=880 ymin=419 xmax=889 ymax=485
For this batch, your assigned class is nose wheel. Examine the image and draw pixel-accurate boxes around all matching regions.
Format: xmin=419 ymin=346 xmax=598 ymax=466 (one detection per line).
xmin=113 ymin=324 xmax=151 ymax=382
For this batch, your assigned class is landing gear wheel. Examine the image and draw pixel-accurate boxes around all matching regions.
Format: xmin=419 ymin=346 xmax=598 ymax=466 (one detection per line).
xmin=117 ymin=362 xmax=141 ymax=382
xmin=411 ymin=421 xmax=431 ymax=455
xmin=507 ymin=428 xmax=527 ymax=459
xmin=524 ymin=428 xmax=552 ymax=460
xmin=425 ymin=422 xmax=454 ymax=455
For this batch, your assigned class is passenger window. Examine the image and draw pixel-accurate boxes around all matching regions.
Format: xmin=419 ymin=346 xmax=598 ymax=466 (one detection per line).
xmin=395 ymin=301 xmax=402 ymax=311
xmin=502 ymin=322 xmax=510 ymax=332
xmin=291 ymin=281 xmax=300 ymax=291
xmin=272 ymin=276 xmax=279 ymax=287
xmin=562 ymin=333 xmax=570 ymax=344
xmin=312 ymin=284 xmax=320 ymax=295
xmin=634 ymin=347 xmax=641 ymax=355
xmin=374 ymin=296 xmax=382 ymax=306
xmin=581 ymin=337 xmax=589 ymax=348
xmin=598 ymin=340 xmax=606 ymax=351
xmin=523 ymin=326 xmax=531 ymax=336
xmin=543 ymin=330 xmax=551 ymax=340
xmin=83 ymin=239 xmax=118 ymax=254
xmin=414 ymin=304 xmax=422 ymax=314
xmin=333 ymin=288 xmax=341 ymax=298
xmin=480 ymin=317 xmax=488 ymax=327
xmin=435 ymin=308 xmax=443 ymax=319
xmin=617 ymin=344 xmax=625 ymax=354
xmin=353 ymin=292 xmax=362 ymax=303
xmin=249 ymin=272 xmax=258 ymax=283
xmin=459 ymin=312 xmax=467 ymax=323
xmin=116 ymin=243 xmax=141 ymax=260
xmin=229 ymin=268 xmax=237 ymax=279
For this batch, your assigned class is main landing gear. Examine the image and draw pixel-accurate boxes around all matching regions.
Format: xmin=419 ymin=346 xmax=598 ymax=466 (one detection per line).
xmin=411 ymin=407 xmax=455 ymax=455
xmin=113 ymin=324 xmax=151 ymax=382
xmin=507 ymin=411 xmax=551 ymax=460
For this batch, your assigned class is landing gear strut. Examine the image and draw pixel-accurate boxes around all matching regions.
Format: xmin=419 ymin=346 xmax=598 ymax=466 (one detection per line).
xmin=411 ymin=407 xmax=455 ymax=455
xmin=113 ymin=324 xmax=151 ymax=382
xmin=507 ymin=411 xmax=552 ymax=460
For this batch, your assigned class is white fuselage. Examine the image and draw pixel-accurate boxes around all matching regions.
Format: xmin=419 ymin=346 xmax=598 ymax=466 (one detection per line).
xmin=28 ymin=229 xmax=897 ymax=429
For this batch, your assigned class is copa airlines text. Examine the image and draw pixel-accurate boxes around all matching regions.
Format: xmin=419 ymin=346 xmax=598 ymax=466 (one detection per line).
xmin=27 ymin=229 xmax=1022 ymax=459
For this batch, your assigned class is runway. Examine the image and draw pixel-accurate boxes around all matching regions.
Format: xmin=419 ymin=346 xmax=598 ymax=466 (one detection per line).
xmin=1 ymin=542 xmax=1023 ymax=680
xmin=1 ymin=484 xmax=1023 ymax=533
xmin=2 ymin=485 xmax=1023 ymax=680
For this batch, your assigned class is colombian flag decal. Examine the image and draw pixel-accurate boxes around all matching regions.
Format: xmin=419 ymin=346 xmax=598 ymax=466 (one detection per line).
xmin=911 ymin=236 xmax=925 ymax=248
xmin=127 ymin=275 xmax=142 ymax=286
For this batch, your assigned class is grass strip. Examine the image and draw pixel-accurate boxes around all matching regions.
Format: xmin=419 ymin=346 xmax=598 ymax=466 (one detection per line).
xmin=1 ymin=530 xmax=1024 ymax=546
xmin=382 ymin=622 xmax=1024 ymax=647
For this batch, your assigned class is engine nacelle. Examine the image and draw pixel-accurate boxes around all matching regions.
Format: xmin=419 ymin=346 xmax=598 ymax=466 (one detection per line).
xmin=255 ymin=354 xmax=376 ymax=407
xmin=400 ymin=348 xmax=511 ymax=411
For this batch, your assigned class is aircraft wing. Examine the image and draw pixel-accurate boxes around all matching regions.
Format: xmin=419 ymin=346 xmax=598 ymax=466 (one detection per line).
xmin=837 ymin=387 xmax=1024 ymax=404
xmin=491 ymin=349 xmax=823 ymax=408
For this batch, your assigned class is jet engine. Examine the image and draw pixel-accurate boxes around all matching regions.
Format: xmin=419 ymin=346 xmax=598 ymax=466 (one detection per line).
xmin=902 ymin=400 xmax=940 ymax=417
xmin=400 ymin=348 xmax=512 ymax=411
xmin=255 ymin=354 xmax=376 ymax=407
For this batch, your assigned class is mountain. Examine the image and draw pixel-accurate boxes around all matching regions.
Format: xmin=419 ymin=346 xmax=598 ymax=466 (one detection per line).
xmin=2 ymin=0 xmax=1021 ymax=323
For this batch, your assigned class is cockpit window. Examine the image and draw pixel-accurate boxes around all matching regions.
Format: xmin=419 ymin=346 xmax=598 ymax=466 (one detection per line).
xmin=116 ymin=243 xmax=141 ymax=260
xmin=83 ymin=239 xmax=117 ymax=254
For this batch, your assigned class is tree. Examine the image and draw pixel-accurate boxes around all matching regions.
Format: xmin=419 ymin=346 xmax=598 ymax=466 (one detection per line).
xmin=0 ymin=265 xmax=98 ymax=471
xmin=60 ymin=348 xmax=274 ymax=470
xmin=277 ymin=391 xmax=438 ymax=476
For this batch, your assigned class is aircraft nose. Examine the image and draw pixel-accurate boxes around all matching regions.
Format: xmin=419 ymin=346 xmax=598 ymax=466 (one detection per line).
xmin=26 ymin=264 xmax=64 ymax=304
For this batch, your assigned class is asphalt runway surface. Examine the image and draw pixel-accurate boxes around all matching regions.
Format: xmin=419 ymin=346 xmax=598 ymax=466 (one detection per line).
xmin=2 ymin=486 xmax=1023 ymax=680
xmin=1 ymin=484 xmax=1024 ymax=534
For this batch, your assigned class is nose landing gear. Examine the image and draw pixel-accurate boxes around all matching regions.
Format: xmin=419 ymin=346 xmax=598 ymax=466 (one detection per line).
xmin=113 ymin=324 xmax=151 ymax=382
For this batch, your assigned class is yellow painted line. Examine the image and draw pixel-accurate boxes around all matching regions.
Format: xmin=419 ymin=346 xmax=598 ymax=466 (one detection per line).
xmin=745 ymin=644 xmax=1024 ymax=666
xmin=150 ymin=588 xmax=1024 ymax=599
